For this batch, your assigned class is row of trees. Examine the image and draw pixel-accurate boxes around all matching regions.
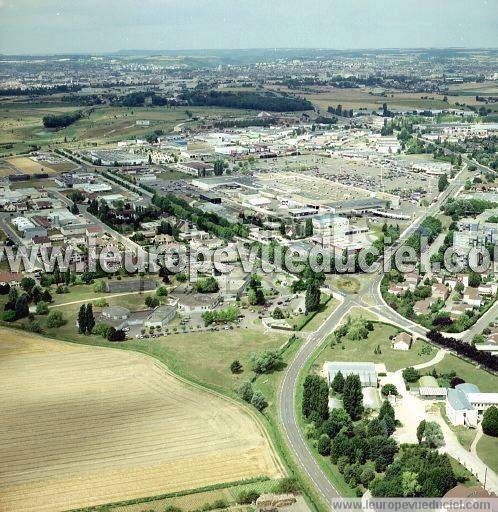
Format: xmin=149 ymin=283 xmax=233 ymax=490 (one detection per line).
xmin=427 ymin=329 xmax=498 ymax=371
xmin=181 ymin=90 xmax=313 ymax=112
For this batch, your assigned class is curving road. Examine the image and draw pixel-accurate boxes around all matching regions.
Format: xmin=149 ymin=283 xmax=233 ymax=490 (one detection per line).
xmin=276 ymin=160 xmax=481 ymax=507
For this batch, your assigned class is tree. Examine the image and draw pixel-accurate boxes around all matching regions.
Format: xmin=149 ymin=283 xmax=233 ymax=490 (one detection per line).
xmin=46 ymin=310 xmax=65 ymax=328
xmin=438 ymin=174 xmax=449 ymax=193
xmin=85 ymin=303 xmax=95 ymax=335
xmin=402 ymin=367 xmax=420 ymax=383
xmin=416 ymin=420 xmax=426 ymax=444
xmin=145 ymin=295 xmax=160 ymax=308
xmin=36 ymin=301 xmax=49 ymax=315
xmin=238 ymin=381 xmax=254 ymax=402
xmin=20 ymin=277 xmax=36 ymax=295
xmin=78 ymin=304 xmax=87 ymax=334
xmin=331 ymin=371 xmax=345 ymax=393
xmin=230 ymin=360 xmax=243 ymax=374
xmin=305 ymin=281 xmax=320 ymax=314
xmin=107 ymin=328 xmax=125 ymax=341
xmin=272 ymin=307 xmax=284 ymax=320
xmin=302 ymin=375 xmax=329 ymax=422
xmin=304 ymin=218 xmax=313 ymax=237
xmin=381 ymin=384 xmax=398 ymax=397
xmin=193 ymin=276 xmax=219 ymax=294
xmin=468 ymin=270 xmax=482 ymax=288
xmin=15 ymin=294 xmax=29 ymax=320
xmin=317 ymin=434 xmax=331 ymax=455
xmin=251 ymin=391 xmax=268 ymax=411
xmin=379 ymin=399 xmax=395 ymax=421
xmin=213 ymin=159 xmax=226 ymax=176
xmin=421 ymin=421 xmax=444 ymax=448
xmin=250 ymin=349 xmax=283 ymax=374
xmin=482 ymin=406 xmax=498 ymax=437
xmin=342 ymin=374 xmax=363 ymax=420
xmin=42 ymin=289 xmax=53 ymax=303
xmin=401 ymin=471 xmax=421 ymax=497
xmin=156 ymin=286 xmax=168 ymax=297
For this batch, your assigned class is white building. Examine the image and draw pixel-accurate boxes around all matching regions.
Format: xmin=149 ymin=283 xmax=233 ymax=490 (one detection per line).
xmin=446 ymin=383 xmax=498 ymax=427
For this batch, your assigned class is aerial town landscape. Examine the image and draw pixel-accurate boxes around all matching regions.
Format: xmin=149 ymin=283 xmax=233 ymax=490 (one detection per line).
xmin=0 ymin=2 xmax=497 ymax=512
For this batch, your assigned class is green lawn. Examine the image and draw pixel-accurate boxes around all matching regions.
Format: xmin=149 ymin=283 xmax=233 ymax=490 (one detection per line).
xmin=317 ymin=322 xmax=436 ymax=372
xmin=300 ymin=297 xmax=339 ymax=332
xmin=476 ymin=434 xmax=498 ymax=474
xmin=449 ymin=457 xmax=481 ymax=488
xmin=421 ymin=354 xmax=497 ymax=392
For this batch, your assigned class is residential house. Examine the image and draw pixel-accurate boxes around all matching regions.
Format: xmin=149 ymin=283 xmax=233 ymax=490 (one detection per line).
xmin=392 ymin=332 xmax=412 ymax=351
xmin=463 ymin=287 xmax=482 ymax=307
xmin=432 ymin=283 xmax=449 ymax=301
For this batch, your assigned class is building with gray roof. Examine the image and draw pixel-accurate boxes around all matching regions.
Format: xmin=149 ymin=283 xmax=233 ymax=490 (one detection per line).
xmin=323 ymin=361 xmax=377 ymax=388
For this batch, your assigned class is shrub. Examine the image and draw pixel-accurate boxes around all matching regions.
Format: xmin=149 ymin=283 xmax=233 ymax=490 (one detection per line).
xmin=2 ymin=310 xmax=16 ymax=322
xmin=251 ymin=391 xmax=268 ymax=411
xmin=46 ymin=310 xmax=66 ymax=328
xmin=93 ymin=323 xmax=113 ymax=338
xmin=237 ymin=490 xmax=260 ymax=504
xmin=35 ymin=301 xmax=49 ymax=315
xmin=274 ymin=477 xmax=300 ymax=494
xmin=402 ymin=367 xmax=420 ymax=383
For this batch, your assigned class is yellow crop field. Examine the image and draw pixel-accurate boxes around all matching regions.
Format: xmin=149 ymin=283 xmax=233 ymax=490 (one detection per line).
xmin=0 ymin=329 xmax=283 ymax=512
xmin=5 ymin=156 xmax=54 ymax=174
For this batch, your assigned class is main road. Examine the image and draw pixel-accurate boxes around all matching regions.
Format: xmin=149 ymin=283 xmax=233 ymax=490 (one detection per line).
xmin=276 ymin=159 xmax=476 ymax=507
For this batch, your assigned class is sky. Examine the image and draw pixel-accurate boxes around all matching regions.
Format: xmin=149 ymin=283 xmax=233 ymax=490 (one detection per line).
xmin=0 ymin=0 xmax=497 ymax=55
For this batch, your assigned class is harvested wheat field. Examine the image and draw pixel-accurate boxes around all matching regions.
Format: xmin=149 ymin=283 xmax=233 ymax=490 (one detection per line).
xmin=5 ymin=156 xmax=54 ymax=174
xmin=0 ymin=329 xmax=283 ymax=512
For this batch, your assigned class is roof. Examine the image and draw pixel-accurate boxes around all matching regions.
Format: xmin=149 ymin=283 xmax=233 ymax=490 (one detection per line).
xmin=323 ymin=361 xmax=377 ymax=386
xmin=102 ymin=306 xmax=130 ymax=318
xmin=444 ymin=485 xmax=496 ymax=498
xmin=419 ymin=387 xmax=447 ymax=396
xmin=455 ymin=383 xmax=480 ymax=394
xmin=419 ymin=376 xmax=439 ymax=388
xmin=394 ymin=332 xmax=412 ymax=343
xmin=447 ymin=388 xmax=472 ymax=411
xmin=0 ymin=272 xmax=23 ymax=283
xmin=146 ymin=305 xmax=176 ymax=322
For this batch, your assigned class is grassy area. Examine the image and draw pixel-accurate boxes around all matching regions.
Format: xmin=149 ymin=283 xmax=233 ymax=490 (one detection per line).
xmin=317 ymin=321 xmax=436 ymax=372
xmin=291 ymin=296 xmax=339 ymax=332
xmin=0 ymin=102 xmax=258 ymax=155
xmin=476 ymin=434 xmax=498 ymax=474
xmin=421 ymin=354 xmax=497 ymax=392
xmin=334 ymin=277 xmax=361 ymax=294
xmin=448 ymin=457 xmax=481 ymax=488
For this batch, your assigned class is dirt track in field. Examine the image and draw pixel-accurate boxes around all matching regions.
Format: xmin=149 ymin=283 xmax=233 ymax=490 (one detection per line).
xmin=0 ymin=330 xmax=283 ymax=512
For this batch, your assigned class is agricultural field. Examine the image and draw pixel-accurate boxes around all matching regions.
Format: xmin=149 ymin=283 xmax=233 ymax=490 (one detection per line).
xmin=5 ymin=155 xmax=55 ymax=174
xmin=316 ymin=321 xmax=436 ymax=372
xmin=0 ymin=328 xmax=283 ymax=512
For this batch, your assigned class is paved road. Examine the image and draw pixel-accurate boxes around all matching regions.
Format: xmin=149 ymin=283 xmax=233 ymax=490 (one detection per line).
xmin=278 ymin=299 xmax=353 ymax=503
xmin=276 ymin=161 xmax=480 ymax=507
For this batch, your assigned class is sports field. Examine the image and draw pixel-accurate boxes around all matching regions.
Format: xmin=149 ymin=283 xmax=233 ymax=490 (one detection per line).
xmin=0 ymin=329 xmax=283 ymax=512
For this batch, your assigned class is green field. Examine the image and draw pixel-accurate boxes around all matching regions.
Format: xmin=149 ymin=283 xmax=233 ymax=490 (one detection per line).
xmin=421 ymin=354 xmax=497 ymax=392
xmin=316 ymin=321 xmax=436 ymax=372
xmin=0 ymin=102 xmax=258 ymax=156
xmin=476 ymin=433 xmax=498 ymax=474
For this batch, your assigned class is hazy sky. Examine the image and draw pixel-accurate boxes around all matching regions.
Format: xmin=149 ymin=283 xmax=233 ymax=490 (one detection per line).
xmin=1 ymin=0 xmax=497 ymax=54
